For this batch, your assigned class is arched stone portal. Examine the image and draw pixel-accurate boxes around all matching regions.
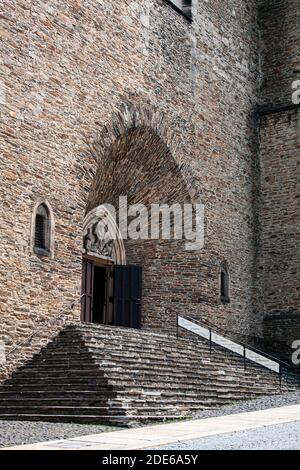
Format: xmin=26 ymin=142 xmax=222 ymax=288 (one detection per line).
xmin=81 ymin=204 xmax=129 ymax=327
xmin=83 ymin=104 xmax=196 ymax=332
xmin=83 ymin=205 xmax=126 ymax=265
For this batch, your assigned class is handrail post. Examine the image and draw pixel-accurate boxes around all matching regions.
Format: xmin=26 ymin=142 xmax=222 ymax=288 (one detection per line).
xmin=176 ymin=313 xmax=179 ymax=339
xmin=243 ymin=345 xmax=246 ymax=370
xmin=209 ymin=328 xmax=212 ymax=354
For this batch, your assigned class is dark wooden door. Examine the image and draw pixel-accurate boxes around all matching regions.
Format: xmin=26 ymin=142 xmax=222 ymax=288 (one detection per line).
xmin=81 ymin=259 xmax=94 ymax=323
xmin=114 ymin=265 xmax=142 ymax=329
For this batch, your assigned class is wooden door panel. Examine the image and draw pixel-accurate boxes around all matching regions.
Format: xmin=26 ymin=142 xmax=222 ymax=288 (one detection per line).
xmin=104 ymin=267 xmax=114 ymax=325
xmin=81 ymin=259 xmax=94 ymax=323
xmin=114 ymin=265 xmax=142 ymax=329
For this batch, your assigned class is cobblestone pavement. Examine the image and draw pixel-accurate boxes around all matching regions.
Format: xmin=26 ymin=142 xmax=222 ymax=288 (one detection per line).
xmin=0 ymin=391 xmax=299 ymax=448
xmin=0 ymin=421 xmax=118 ymax=448
xmin=154 ymin=421 xmax=300 ymax=450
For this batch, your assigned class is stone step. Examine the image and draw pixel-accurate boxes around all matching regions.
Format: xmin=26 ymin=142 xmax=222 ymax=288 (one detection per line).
xmin=0 ymin=390 xmax=110 ymax=398
xmin=12 ymin=355 xmax=273 ymax=374
xmin=0 ymin=399 xmax=231 ymax=416
xmin=0 ymin=414 xmax=129 ymax=425
xmin=10 ymin=367 xmax=239 ymax=382
xmin=0 ymin=398 xmax=110 ymax=407
xmin=0 ymin=392 xmax=244 ymax=407
xmin=3 ymin=379 xmax=279 ymax=400
xmin=7 ymin=372 xmax=276 ymax=391
xmin=0 ymin=385 xmax=275 ymax=401
xmin=47 ymin=346 xmax=269 ymax=368
xmin=50 ymin=335 xmax=208 ymax=352
xmin=8 ymin=359 xmax=281 ymax=381
xmin=0 ymin=413 xmax=181 ymax=425
xmin=0 ymin=384 xmax=115 ymax=393
xmin=0 ymin=405 xmax=111 ymax=416
xmin=0 ymin=384 xmax=253 ymax=400
xmin=40 ymin=335 xmax=253 ymax=354
xmin=0 ymin=378 xmax=275 ymax=397
xmin=68 ymin=333 xmax=205 ymax=349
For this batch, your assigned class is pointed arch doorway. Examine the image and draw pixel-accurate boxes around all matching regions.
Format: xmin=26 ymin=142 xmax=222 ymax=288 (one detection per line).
xmin=81 ymin=205 xmax=142 ymax=329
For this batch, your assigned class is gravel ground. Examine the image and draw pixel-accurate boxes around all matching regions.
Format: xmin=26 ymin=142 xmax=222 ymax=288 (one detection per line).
xmin=0 ymin=421 xmax=118 ymax=448
xmin=0 ymin=391 xmax=299 ymax=448
xmin=191 ymin=390 xmax=300 ymax=420
xmin=154 ymin=421 xmax=300 ymax=450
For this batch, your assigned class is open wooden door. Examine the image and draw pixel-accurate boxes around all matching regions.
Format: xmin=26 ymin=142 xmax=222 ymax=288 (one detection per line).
xmin=114 ymin=265 xmax=142 ymax=329
xmin=81 ymin=261 xmax=142 ymax=328
xmin=81 ymin=259 xmax=94 ymax=323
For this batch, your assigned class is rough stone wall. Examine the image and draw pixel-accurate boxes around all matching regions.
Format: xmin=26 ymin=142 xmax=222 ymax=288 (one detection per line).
xmin=264 ymin=313 xmax=300 ymax=361
xmin=0 ymin=0 xmax=262 ymax=377
xmin=260 ymin=109 xmax=300 ymax=357
xmin=259 ymin=111 xmax=300 ymax=316
xmin=189 ymin=0 xmax=262 ymax=335
xmin=258 ymin=0 xmax=300 ymax=106
xmin=258 ymin=0 xmax=300 ymax=357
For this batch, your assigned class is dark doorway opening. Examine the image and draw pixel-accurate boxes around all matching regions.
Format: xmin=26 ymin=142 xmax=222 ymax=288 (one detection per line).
xmin=92 ymin=266 xmax=106 ymax=324
xmin=81 ymin=259 xmax=142 ymax=329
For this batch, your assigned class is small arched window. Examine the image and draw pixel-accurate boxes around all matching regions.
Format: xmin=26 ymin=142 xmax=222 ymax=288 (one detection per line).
xmin=220 ymin=262 xmax=230 ymax=304
xmin=31 ymin=201 xmax=54 ymax=257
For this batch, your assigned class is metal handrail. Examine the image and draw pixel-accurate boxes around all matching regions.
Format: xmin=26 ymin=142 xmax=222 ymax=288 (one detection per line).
xmin=176 ymin=312 xmax=291 ymax=370
xmin=189 ymin=315 xmax=268 ymax=352
xmin=3 ymin=295 xmax=83 ymax=361
xmin=177 ymin=307 xmax=262 ymax=347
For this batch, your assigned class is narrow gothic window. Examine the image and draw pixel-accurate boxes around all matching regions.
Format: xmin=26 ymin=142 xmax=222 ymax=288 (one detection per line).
xmin=33 ymin=203 xmax=52 ymax=256
xmin=35 ymin=213 xmax=46 ymax=249
xmin=220 ymin=262 xmax=230 ymax=304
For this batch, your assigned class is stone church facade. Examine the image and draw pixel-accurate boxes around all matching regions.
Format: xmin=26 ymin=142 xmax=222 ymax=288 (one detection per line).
xmin=0 ymin=0 xmax=299 ymax=379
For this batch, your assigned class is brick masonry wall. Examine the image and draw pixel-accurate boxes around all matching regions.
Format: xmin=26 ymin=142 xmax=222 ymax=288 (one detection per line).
xmin=0 ymin=0 xmax=264 ymax=377
xmin=258 ymin=0 xmax=300 ymax=357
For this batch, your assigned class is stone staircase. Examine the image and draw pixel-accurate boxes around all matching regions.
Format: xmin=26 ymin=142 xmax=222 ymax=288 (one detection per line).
xmin=0 ymin=323 xmax=298 ymax=426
